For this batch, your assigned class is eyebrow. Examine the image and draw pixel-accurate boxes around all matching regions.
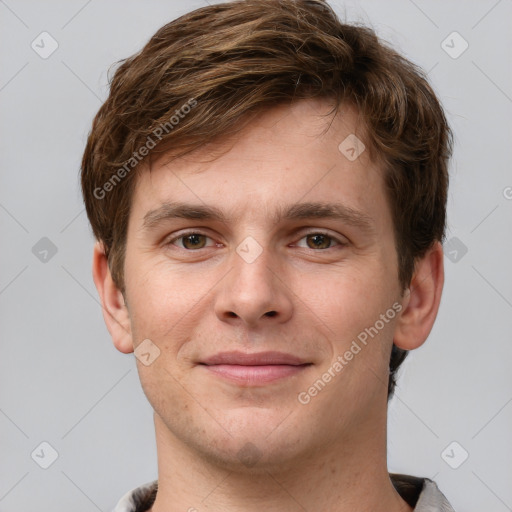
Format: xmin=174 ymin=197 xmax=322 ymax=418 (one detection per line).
xmin=141 ymin=201 xmax=375 ymax=234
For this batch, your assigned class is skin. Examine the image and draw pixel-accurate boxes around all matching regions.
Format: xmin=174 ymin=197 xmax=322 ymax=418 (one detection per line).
xmin=93 ymin=98 xmax=444 ymax=512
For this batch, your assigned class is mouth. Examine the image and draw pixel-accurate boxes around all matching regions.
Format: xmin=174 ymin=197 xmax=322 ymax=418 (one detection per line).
xmin=198 ymin=351 xmax=313 ymax=385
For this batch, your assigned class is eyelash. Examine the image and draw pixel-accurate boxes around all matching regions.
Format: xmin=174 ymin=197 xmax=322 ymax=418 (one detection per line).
xmin=165 ymin=230 xmax=347 ymax=251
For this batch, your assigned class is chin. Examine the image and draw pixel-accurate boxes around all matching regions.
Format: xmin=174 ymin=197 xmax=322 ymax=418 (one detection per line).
xmin=195 ymin=410 xmax=312 ymax=470
xmin=198 ymin=433 xmax=304 ymax=474
xmin=220 ymin=405 xmax=294 ymax=438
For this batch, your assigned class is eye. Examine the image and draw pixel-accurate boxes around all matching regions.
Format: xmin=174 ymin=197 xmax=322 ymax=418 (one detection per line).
xmin=167 ymin=232 xmax=216 ymax=250
xmin=295 ymin=232 xmax=346 ymax=250
xmin=165 ymin=230 xmax=347 ymax=251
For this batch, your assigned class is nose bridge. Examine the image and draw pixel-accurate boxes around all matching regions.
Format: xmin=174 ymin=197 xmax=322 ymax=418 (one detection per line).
xmin=231 ymin=233 xmax=276 ymax=299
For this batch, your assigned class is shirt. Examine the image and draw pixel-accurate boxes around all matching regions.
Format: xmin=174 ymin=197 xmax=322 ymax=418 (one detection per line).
xmin=111 ymin=473 xmax=456 ymax=511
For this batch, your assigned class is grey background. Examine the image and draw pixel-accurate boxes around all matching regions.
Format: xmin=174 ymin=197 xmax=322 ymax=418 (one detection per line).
xmin=1 ymin=0 xmax=511 ymax=510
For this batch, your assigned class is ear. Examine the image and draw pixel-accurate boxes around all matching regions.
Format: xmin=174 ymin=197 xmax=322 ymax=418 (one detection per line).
xmin=393 ymin=241 xmax=444 ymax=351
xmin=92 ymin=241 xmax=134 ymax=354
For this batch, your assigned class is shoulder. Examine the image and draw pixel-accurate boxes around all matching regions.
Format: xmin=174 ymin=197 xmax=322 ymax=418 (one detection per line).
xmin=111 ymin=480 xmax=158 ymax=512
xmin=390 ymin=473 xmax=456 ymax=511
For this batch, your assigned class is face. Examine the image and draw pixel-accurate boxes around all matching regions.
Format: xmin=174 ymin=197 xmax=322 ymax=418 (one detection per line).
xmin=122 ymin=99 xmax=404 ymax=471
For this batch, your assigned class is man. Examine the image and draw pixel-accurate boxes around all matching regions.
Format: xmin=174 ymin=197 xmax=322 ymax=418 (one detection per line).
xmin=81 ymin=0 xmax=455 ymax=510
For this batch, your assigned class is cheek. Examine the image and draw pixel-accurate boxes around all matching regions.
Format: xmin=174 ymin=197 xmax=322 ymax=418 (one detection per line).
xmin=304 ymin=262 xmax=398 ymax=357
xmin=309 ymin=263 xmax=379 ymax=317
xmin=124 ymin=260 xmax=184 ymax=343
xmin=125 ymin=259 xmax=218 ymax=373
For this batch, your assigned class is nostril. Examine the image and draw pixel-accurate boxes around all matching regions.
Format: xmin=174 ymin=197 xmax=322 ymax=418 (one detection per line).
xmin=265 ymin=311 xmax=277 ymax=317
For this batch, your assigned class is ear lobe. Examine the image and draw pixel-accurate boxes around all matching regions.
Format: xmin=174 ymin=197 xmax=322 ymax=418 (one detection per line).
xmin=92 ymin=241 xmax=134 ymax=354
xmin=393 ymin=241 xmax=444 ymax=351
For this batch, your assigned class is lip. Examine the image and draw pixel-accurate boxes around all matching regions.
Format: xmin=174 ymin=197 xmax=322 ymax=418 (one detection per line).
xmin=199 ymin=351 xmax=312 ymax=385
xmin=200 ymin=351 xmax=307 ymax=366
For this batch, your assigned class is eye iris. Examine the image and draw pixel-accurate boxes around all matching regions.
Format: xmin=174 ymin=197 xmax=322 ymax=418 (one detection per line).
xmin=307 ymin=234 xmax=331 ymax=249
xmin=183 ymin=234 xmax=206 ymax=249
xmin=178 ymin=234 xmax=334 ymax=250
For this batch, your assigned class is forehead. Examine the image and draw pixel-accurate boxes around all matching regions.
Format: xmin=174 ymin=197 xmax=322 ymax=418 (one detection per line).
xmin=151 ymin=99 xmax=370 ymax=172
xmin=129 ymin=98 xmax=389 ymax=230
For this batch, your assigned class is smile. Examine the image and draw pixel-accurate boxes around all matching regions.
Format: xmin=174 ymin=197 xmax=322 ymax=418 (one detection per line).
xmin=200 ymin=363 xmax=312 ymax=384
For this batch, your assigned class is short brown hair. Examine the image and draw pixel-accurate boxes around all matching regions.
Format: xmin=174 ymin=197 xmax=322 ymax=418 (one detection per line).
xmin=81 ymin=0 xmax=452 ymax=399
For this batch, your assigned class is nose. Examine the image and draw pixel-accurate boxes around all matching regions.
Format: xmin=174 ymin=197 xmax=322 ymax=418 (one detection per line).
xmin=214 ymin=240 xmax=293 ymax=328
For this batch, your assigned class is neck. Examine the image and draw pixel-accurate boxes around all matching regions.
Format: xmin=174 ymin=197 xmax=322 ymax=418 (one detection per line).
xmin=148 ymin=411 xmax=412 ymax=512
